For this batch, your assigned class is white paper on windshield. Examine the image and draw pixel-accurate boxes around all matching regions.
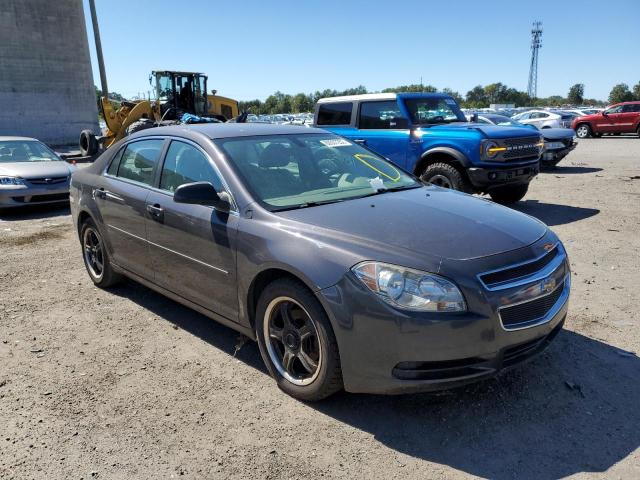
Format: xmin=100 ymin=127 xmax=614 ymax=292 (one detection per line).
xmin=369 ymin=177 xmax=385 ymax=191
xmin=320 ymin=138 xmax=352 ymax=148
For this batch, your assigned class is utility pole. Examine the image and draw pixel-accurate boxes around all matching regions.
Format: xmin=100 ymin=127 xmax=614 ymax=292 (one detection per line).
xmin=88 ymin=0 xmax=108 ymax=97
xmin=527 ymin=21 xmax=543 ymax=99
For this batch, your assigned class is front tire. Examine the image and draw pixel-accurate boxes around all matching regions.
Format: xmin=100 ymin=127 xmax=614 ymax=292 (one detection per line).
xmin=255 ymin=279 xmax=342 ymax=401
xmin=420 ymin=162 xmax=471 ymax=193
xmin=575 ymin=124 xmax=591 ymax=139
xmin=489 ymin=183 xmax=529 ymax=204
xmin=80 ymin=218 xmax=121 ymax=288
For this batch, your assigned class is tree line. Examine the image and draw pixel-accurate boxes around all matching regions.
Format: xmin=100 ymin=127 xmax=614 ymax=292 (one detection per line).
xmin=238 ymin=81 xmax=640 ymax=114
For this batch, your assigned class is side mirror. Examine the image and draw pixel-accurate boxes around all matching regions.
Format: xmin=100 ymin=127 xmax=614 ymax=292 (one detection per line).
xmin=174 ymin=181 xmax=231 ymax=213
xmin=471 ymin=113 xmax=479 ymax=123
xmin=602 ymin=111 xmax=608 ymax=116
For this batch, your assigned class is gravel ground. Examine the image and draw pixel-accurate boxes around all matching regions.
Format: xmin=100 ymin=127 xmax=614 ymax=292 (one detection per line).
xmin=1 ymin=137 xmax=639 ymax=480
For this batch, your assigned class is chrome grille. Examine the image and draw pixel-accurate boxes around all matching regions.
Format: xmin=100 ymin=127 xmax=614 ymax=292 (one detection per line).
xmin=499 ymin=281 xmax=566 ymax=329
xmin=479 ymin=246 xmax=559 ymax=289
xmin=28 ymin=176 xmax=68 ymax=185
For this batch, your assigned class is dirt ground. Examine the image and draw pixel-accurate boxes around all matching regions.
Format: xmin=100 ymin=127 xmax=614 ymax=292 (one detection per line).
xmin=1 ymin=137 xmax=639 ymax=480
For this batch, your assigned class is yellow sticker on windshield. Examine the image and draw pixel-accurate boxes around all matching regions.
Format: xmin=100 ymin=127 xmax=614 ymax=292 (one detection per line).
xmin=353 ymin=153 xmax=401 ymax=182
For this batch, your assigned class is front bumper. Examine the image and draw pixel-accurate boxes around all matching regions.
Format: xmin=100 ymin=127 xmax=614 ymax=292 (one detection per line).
xmin=0 ymin=184 xmax=70 ymax=208
xmin=467 ymin=162 xmax=539 ymax=191
xmin=318 ymin=240 xmax=570 ymax=395
xmin=542 ymin=141 xmax=577 ymax=163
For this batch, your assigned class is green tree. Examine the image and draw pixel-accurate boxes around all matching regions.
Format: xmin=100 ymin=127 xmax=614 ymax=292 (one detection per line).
xmin=291 ymin=93 xmax=313 ymax=113
xmin=632 ymin=81 xmax=640 ymax=101
xmin=441 ymin=88 xmax=463 ymax=104
xmin=465 ymin=85 xmax=487 ymax=108
xmin=382 ymin=84 xmax=437 ymax=93
xmin=567 ymin=83 xmax=585 ymax=105
xmin=608 ymin=83 xmax=633 ymax=104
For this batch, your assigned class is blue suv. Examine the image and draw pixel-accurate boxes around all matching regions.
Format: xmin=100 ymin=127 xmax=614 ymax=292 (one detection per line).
xmin=314 ymin=93 xmax=543 ymax=203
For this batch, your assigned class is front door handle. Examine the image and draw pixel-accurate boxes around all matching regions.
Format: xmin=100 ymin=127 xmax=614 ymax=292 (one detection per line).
xmin=146 ymin=203 xmax=164 ymax=222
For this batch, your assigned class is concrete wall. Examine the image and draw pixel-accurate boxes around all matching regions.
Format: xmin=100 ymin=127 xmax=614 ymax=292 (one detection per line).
xmin=0 ymin=0 xmax=98 ymax=145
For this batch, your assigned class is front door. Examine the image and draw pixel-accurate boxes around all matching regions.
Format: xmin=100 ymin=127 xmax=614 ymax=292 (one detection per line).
xmin=595 ymin=105 xmax=623 ymax=133
xmin=354 ymin=100 xmax=410 ymax=169
xmin=96 ymin=138 xmax=165 ymax=279
xmin=145 ymin=140 xmax=239 ymax=321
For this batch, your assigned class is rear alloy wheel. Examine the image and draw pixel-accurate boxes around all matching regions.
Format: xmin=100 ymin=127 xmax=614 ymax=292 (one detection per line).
xmin=489 ymin=184 xmax=529 ymax=204
xmin=421 ymin=162 xmax=471 ymax=193
xmin=256 ymin=279 xmax=342 ymax=401
xmin=80 ymin=219 xmax=121 ymax=288
xmin=575 ymin=124 xmax=591 ymax=139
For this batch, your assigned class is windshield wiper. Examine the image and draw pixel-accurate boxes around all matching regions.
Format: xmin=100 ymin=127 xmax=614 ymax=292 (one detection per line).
xmin=271 ymin=198 xmax=345 ymax=212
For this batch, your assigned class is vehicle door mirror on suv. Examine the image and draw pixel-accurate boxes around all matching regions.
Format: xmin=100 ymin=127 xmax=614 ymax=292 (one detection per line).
xmin=174 ymin=181 xmax=231 ymax=212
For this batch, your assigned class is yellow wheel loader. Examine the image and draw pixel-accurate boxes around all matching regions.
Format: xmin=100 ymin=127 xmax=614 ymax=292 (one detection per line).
xmin=79 ymin=70 xmax=239 ymax=156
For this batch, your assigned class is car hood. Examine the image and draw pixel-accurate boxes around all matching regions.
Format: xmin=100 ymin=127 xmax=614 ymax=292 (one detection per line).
xmin=276 ymin=186 xmax=547 ymax=261
xmin=0 ymin=161 xmax=73 ymax=179
xmin=420 ymin=123 xmax=541 ymax=140
xmin=540 ymin=128 xmax=575 ymax=141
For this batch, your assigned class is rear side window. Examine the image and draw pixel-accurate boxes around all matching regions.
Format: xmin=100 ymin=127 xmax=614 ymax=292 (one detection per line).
xmin=622 ymin=104 xmax=640 ymax=113
xmin=160 ymin=141 xmax=224 ymax=193
xmin=359 ymin=101 xmax=408 ymax=129
xmin=317 ymin=102 xmax=352 ymax=125
xmin=111 ymin=139 xmax=163 ymax=186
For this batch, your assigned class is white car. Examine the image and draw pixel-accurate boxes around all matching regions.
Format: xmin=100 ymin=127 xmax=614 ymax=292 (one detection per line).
xmin=511 ymin=110 xmax=573 ymax=129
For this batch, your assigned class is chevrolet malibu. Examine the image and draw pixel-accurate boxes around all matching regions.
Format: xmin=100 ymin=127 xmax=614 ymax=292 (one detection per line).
xmin=70 ymin=124 xmax=570 ymax=400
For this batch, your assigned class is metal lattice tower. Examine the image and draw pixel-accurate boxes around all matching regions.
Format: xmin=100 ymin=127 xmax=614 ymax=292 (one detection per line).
xmin=527 ymin=21 xmax=543 ymax=98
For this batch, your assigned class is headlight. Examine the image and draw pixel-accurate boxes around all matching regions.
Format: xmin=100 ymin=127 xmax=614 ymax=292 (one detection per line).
xmin=352 ymin=261 xmax=466 ymax=312
xmin=482 ymin=140 xmax=506 ymax=159
xmin=0 ymin=176 xmax=26 ymax=186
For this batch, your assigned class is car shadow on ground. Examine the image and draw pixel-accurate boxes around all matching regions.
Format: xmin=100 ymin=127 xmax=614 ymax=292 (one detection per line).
xmin=109 ymin=280 xmax=639 ymax=479
xmin=109 ymin=280 xmax=267 ymax=373
xmin=512 ymin=200 xmax=599 ymax=227
xmin=542 ymin=166 xmax=603 ymax=174
xmin=312 ymin=330 xmax=640 ymax=479
xmin=0 ymin=204 xmax=70 ymax=221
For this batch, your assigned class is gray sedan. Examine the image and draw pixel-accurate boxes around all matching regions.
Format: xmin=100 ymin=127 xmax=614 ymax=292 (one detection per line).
xmin=70 ymin=124 xmax=570 ymax=400
xmin=0 ymin=137 xmax=75 ymax=209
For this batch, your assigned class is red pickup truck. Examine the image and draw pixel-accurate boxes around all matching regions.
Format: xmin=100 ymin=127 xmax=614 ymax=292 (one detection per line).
xmin=572 ymin=101 xmax=640 ymax=138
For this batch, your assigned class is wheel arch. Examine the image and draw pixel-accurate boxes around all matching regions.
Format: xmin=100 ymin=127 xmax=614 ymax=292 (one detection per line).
xmin=413 ymin=148 xmax=471 ymax=182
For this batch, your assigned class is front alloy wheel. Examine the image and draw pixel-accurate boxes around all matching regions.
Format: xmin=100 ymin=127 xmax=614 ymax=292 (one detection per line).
xmin=255 ymin=279 xmax=342 ymax=401
xmin=264 ymin=297 xmax=321 ymax=386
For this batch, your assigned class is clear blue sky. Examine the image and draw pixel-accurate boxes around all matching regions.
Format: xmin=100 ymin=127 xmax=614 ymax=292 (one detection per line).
xmin=83 ymin=0 xmax=640 ymax=102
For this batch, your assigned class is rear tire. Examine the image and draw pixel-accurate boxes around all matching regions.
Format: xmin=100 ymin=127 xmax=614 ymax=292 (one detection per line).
xmin=489 ymin=184 xmax=529 ymax=204
xmin=575 ymin=123 xmax=591 ymax=139
xmin=255 ymin=278 xmax=342 ymax=401
xmin=80 ymin=218 xmax=121 ymax=288
xmin=420 ymin=163 xmax=471 ymax=193
xmin=636 ymin=126 xmax=640 ymax=138
xmin=126 ymin=119 xmax=156 ymax=136
xmin=79 ymin=129 xmax=98 ymax=156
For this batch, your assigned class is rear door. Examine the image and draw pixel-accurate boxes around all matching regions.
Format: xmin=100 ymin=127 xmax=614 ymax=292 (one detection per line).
xmin=145 ymin=139 xmax=239 ymax=321
xmin=353 ymin=100 xmax=410 ymax=169
xmin=96 ymin=138 xmax=165 ymax=279
xmin=618 ymin=104 xmax=640 ymax=132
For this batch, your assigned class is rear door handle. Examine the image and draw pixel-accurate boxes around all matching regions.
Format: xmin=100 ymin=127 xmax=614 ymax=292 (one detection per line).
xmin=146 ymin=203 xmax=164 ymax=222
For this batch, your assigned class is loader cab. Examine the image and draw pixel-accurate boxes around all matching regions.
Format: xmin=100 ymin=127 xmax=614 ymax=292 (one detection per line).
xmin=152 ymin=70 xmax=208 ymax=120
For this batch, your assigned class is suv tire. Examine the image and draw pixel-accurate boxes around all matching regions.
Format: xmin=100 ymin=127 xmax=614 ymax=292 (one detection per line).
xmin=421 ymin=163 xmax=471 ymax=193
xmin=489 ymin=184 xmax=529 ymax=204
xmin=255 ymin=278 xmax=342 ymax=401
xmin=80 ymin=218 xmax=122 ymax=288
xmin=575 ymin=123 xmax=591 ymax=139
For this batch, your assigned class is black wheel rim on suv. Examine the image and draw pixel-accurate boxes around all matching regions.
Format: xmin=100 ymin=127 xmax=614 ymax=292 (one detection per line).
xmin=263 ymin=297 xmax=322 ymax=386
xmin=83 ymin=227 xmax=104 ymax=281
xmin=428 ymin=174 xmax=453 ymax=189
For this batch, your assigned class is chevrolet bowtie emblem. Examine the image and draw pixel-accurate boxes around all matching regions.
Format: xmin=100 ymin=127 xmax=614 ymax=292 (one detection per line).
xmin=540 ymin=277 xmax=556 ymax=294
xmin=543 ymin=243 xmax=554 ymax=251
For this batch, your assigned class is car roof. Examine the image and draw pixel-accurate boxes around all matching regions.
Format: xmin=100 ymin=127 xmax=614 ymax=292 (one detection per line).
xmin=0 ymin=136 xmax=40 ymax=142
xmin=317 ymin=92 xmax=450 ymax=103
xmin=133 ymin=123 xmax=328 ymax=140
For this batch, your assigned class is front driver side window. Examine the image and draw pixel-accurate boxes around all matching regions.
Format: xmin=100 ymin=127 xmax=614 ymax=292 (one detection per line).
xmin=160 ymin=141 xmax=225 ymax=193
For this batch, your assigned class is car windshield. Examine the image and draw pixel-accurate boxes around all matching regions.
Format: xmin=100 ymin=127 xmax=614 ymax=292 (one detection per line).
xmin=486 ymin=115 xmax=521 ymax=126
xmin=215 ymin=133 xmax=420 ymax=211
xmin=0 ymin=140 xmax=60 ymax=163
xmin=403 ymin=97 xmax=466 ymax=125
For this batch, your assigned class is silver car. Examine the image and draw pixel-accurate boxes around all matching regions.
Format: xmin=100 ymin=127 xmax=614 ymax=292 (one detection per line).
xmin=0 ymin=136 xmax=75 ymax=209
